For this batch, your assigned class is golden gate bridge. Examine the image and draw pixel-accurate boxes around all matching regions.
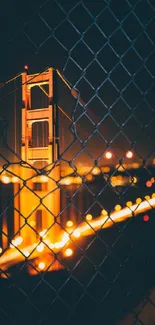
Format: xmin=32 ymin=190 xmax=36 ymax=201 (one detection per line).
xmin=0 ymin=67 xmax=154 ymax=276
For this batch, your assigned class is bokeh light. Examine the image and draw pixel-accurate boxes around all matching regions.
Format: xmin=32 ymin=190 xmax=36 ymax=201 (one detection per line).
xmin=146 ymin=181 xmax=152 ymax=188
xmin=86 ymin=214 xmax=92 ymax=221
xmin=65 ymin=248 xmax=73 ymax=257
xmin=126 ymin=201 xmax=132 ymax=207
xmin=1 ymin=176 xmax=11 ymax=184
xmin=73 ymin=230 xmax=80 ymax=238
xmin=115 ymin=205 xmax=121 ymax=211
xmin=66 ymin=220 xmax=73 ymax=227
xmin=143 ymin=215 xmax=149 ymax=222
xmin=38 ymin=262 xmax=46 ymax=270
xmin=126 ymin=151 xmax=133 ymax=159
xmin=136 ymin=198 xmax=142 ymax=204
xmin=101 ymin=209 xmax=108 ymax=216
xmin=105 ymin=151 xmax=112 ymax=159
xmin=37 ymin=243 xmax=44 ymax=252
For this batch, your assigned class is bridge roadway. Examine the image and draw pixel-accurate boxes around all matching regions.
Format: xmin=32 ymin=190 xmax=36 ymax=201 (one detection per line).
xmin=0 ymin=195 xmax=154 ymax=273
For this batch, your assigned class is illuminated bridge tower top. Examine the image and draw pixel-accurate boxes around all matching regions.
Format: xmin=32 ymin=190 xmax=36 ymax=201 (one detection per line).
xmin=21 ymin=68 xmax=59 ymax=167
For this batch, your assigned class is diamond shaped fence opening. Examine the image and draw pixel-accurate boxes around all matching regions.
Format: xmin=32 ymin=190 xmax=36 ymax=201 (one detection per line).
xmin=0 ymin=0 xmax=155 ymax=324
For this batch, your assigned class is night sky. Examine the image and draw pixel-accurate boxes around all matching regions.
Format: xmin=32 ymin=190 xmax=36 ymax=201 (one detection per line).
xmin=0 ymin=0 xmax=155 ymax=168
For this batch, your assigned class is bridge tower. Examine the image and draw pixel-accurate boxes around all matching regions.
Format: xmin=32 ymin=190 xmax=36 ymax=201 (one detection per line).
xmin=14 ymin=68 xmax=60 ymax=244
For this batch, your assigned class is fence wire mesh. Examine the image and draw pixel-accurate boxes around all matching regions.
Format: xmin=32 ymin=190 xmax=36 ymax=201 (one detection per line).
xmin=0 ymin=0 xmax=155 ymax=324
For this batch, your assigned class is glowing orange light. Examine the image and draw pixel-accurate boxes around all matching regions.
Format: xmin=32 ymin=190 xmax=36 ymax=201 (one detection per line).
xmin=86 ymin=214 xmax=92 ymax=221
xmin=30 ymin=220 xmax=36 ymax=227
xmin=66 ymin=220 xmax=73 ymax=227
xmin=40 ymin=175 xmax=48 ymax=183
xmin=36 ymin=243 xmax=44 ymax=252
xmin=136 ymin=198 xmax=142 ymax=204
xmin=133 ymin=177 xmax=137 ymax=184
xmin=92 ymin=167 xmax=100 ymax=175
xmin=1 ymin=176 xmax=11 ymax=184
xmin=39 ymin=229 xmax=47 ymax=237
xmin=115 ymin=205 xmax=121 ymax=211
xmin=0 ymin=247 xmax=2 ymax=254
xmin=86 ymin=174 xmax=93 ymax=181
xmin=73 ymin=230 xmax=80 ymax=238
xmin=38 ymin=262 xmax=46 ymax=270
xmin=102 ymin=167 xmax=110 ymax=173
xmin=11 ymin=176 xmax=19 ymax=183
xmin=65 ymin=178 xmax=71 ymax=185
xmin=143 ymin=215 xmax=149 ymax=222
xmin=76 ymin=176 xmax=82 ymax=184
xmin=105 ymin=151 xmax=112 ymax=159
xmin=55 ymin=242 xmax=62 ymax=249
xmin=62 ymin=233 xmax=70 ymax=243
xmin=146 ymin=181 xmax=152 ymax=188
xmin=126 ymin=151 xmax=133 ymax=159
xmin=116 ymin=165 xmax=124 ymax=171
xmin=49 ymin=243 xmax=54 ymax=250
xmin=23 ymin=251 xmax=30 ymax=257
xmin=11 ymin=236 xmax=23 ymax=247
xmin=126 ymin=201 xmax=132 ymax=207
xmin=101 ymin=209 xmax=107 ymax=216
xmin=133 ymin=163 xmax=140 ymax=169
xmin=65 ymin=248 xmax=73 ymax=257
xmin=16 ymin=236 xmax=23 ymax=245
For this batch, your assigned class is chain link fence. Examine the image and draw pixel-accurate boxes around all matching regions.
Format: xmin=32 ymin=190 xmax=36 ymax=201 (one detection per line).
xmin=0 ymin=0 xmax=155 ymax=324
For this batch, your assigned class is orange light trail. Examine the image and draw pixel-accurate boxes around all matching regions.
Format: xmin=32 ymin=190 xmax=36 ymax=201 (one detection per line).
xmin=0 ymin=233 xmax=70 ymax=271
xmin=78 ymin=197 xmax=155 ymax=235
xmin=0 ymin=196 xmax=155 ymax=272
